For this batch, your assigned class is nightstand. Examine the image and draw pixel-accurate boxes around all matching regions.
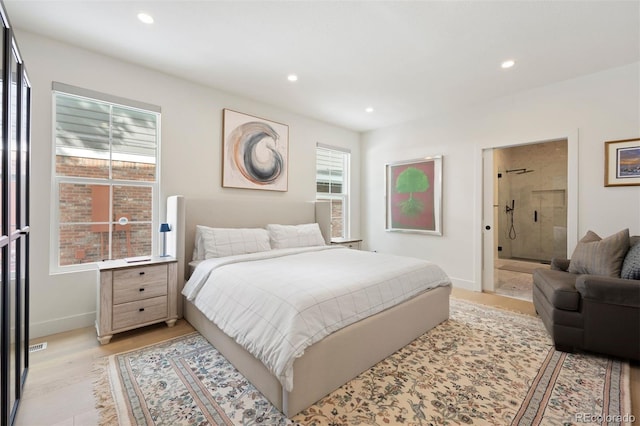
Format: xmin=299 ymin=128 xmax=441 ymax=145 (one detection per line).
xmin=330 ymin=238 xmax=363 ymax=250
xmin=96 ymin=257 xmax=178 ymax=344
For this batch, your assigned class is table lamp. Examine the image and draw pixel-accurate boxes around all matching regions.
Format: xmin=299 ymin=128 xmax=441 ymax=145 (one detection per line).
xmin=159 ymin=223 xmax=171 ymax=257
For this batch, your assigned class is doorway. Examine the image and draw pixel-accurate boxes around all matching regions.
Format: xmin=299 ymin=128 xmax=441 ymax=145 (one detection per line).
xmin=483 ymin=139 xmax=568 ymax=300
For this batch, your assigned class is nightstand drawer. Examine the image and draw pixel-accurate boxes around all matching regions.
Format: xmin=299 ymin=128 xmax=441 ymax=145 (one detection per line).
xmin=330 ymin=239 xmax=362 ymax=250
xmin=342 ymin=242 xmax=360 ymax=249
xmin=113 ymin=265 xmax=168 ymax=304
xmin=112 ymin=296 xmax=168 ymax=330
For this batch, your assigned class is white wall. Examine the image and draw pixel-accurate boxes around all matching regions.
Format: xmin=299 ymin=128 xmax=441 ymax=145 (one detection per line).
xmin=362 ymin=62 xmax=640 ymax=290
xmin=17 ymin=30 xmax=361 ymax=338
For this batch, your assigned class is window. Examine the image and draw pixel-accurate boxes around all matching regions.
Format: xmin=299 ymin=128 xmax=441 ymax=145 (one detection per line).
xmin=316 ymin=144 xmax=350 ymax=239
xmin=51 ymin=83 xmax=160 ymax=271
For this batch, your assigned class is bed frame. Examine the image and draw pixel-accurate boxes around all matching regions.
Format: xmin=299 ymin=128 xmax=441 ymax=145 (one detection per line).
xmin=166 ymin=195 xmax=451 ymax=417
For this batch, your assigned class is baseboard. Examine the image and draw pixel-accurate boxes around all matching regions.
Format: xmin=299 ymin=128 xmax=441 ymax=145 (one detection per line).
xmin=450 ymin=277 xmax=477 ymax=292
xmin=29 ymin=311 xmax=96 ymax=340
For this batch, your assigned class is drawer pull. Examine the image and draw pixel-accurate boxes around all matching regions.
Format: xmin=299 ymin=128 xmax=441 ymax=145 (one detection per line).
xmin=139 ymin=288 xmax=145 ymax=292
xmin=139 ymin=271 xmax=145 ymax=275
xmin=139 ymin=308 xmax=145 ymax=312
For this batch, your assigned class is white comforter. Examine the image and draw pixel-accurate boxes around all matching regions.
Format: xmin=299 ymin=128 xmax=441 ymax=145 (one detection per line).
xmin=182 ymin=245 xmax=451 ymax=392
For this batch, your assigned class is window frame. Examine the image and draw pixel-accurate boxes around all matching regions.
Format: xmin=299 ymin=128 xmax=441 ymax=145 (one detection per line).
xmin=316 ymin=143 xmax=350 ymax=240
xmin=50 ymin=83 xmax=161 ymax=273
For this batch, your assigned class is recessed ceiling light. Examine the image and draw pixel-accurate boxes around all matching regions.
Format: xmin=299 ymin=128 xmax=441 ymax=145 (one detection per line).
xmin=365 ymin=107 xmax=374 ymax=113
xmin=501 ymin=59 xmax=516 ymax=69
xmin=287 ymin=74 xmax=298 ymax=82
xmin=137 ymin=12 xmax=154 ymax=24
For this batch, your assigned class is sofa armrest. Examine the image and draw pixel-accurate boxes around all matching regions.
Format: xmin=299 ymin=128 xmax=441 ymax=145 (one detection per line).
xmin=550 ymin=258 xmax=570 ymax=271
xmin=575 ymin=275 xmax=640 ymax=307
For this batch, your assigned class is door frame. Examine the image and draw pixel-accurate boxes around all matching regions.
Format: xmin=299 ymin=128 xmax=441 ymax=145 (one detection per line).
xmin=475 ymin=130 xmax=579 ymax=293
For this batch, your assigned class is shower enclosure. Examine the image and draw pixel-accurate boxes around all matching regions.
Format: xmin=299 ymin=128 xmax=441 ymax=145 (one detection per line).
xmin=495 ymin=140 xmax=568 ymax=263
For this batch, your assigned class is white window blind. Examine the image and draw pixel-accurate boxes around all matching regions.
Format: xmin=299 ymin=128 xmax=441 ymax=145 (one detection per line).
xmin=55 ymin=95 xmax=157 ymax=164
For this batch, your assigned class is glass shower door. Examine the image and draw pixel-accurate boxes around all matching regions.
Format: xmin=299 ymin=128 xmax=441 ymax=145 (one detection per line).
xmin=529 ymin=190 xmax=567 ymax=262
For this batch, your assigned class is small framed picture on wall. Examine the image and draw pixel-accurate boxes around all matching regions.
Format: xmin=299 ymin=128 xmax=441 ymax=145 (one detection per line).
xmin=604 ymin=138 xmax=640 ymax=187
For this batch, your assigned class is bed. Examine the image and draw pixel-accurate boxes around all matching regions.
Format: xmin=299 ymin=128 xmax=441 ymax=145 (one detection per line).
xmin=166 ymin=195 xmax=452 ymax=417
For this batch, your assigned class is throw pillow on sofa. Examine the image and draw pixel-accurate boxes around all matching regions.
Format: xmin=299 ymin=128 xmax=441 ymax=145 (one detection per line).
xmin=621 ymin=240 xmax=640 ymax=280
xmin=568 ymin=228 xmax=629 ymax=277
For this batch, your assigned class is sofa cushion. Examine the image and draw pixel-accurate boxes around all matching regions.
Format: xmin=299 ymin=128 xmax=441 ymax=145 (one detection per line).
xmin=576 ymin=274 xmax=640 ymax=306
xmin=621 ymin=240 xmax=640 ymax=280
xmin=550 ymin=258 xmax=570 ymax=271
xmin=533 ymin=269 xmax=581 ymax=311
xmin=568 ymin=229 xmax=629 ymax=277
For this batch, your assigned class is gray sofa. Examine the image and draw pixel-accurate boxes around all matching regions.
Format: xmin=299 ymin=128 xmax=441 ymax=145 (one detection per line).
xmin=532 ymin=232 xmax=640 ymax=361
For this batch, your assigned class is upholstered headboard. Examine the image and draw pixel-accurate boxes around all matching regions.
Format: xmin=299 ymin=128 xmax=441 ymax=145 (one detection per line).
xmin=166 ymin=195 xmax=331 ymax=315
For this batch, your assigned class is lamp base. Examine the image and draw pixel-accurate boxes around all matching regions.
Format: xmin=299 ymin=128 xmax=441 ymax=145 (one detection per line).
xmin=161 ymin=233 xmax=168 ymax=257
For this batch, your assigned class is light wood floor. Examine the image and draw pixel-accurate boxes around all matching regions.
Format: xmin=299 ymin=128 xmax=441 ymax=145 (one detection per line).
xmin=15 ymin=320 xmax=195 ymax=426
xmin=15 ymin=290 xmax=638 ymax=425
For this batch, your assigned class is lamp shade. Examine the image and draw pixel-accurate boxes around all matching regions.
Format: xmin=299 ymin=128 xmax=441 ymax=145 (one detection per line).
xmin=159 ymin=223 xmax=171 ymax=233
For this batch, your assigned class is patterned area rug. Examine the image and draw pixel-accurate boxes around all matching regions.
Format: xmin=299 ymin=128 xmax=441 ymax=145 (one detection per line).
xmin=94 ymin=299 xmax=632 ymax=425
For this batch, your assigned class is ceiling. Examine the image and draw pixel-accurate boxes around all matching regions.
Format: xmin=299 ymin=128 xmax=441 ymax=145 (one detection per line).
xmin=4 ymin=1 xmax=639 ymax=132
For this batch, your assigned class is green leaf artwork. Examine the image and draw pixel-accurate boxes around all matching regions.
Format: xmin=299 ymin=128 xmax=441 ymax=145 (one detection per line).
xmin=395 ymin=167 xmax=430 ymax=216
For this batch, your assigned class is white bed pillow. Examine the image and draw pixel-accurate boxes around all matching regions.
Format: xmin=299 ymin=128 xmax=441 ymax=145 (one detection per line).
xmin=196 ymin=226 xmax=271 ymax=259
xmin=193 ymin=227 xmax=206 ymax=260
xmin=266 ymin=223 xmax=326 ymax=249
